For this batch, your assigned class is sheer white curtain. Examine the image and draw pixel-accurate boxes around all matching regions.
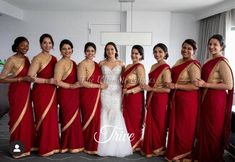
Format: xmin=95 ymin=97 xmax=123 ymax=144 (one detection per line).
xmin=225 ymin=9 xmax=235 ymax=82
xmin=197 ymin=12 xmax=227 ymax=63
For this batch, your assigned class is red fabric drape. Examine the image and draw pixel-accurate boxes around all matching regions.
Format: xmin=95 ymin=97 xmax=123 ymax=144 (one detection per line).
xmin=8 ymin=57 xmax=36 ymax=155
xmin=141 ymin=64 xmax=170 ymax=157
xmin=32 ymin=56 xmax=60 ymax=156
xmin=122 ymin=63 xmax=145 ymax=150
xmin=196 ymin=57 xmax=234 ymax=162
xmin=166 ymin=60 xmax=200 ymax=161
xmin=57 ymin=61 xmax=84 ymax=153
xmin=79 ymin=62 xmax=101 ymax=154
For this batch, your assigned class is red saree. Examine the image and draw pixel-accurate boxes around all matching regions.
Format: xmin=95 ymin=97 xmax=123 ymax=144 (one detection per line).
xmin=32 ymin=56 xmax=60 ymax=156
xmin=8 ymin=56 xmax=36 ymax=157
xmin=80 ymin=62 xmax=101 ymax=154
xmin=141 ymin=64 xmax=170 ymax=157
xmin=195 ymin=57 xmax=234 ymax=162
xmin=122 ymin=63 xmax=145 ymax=151
xmin=57 ymin=61 xmax=84 ymax=153
xmin=166 ymin=60 xmax=200 ymax=161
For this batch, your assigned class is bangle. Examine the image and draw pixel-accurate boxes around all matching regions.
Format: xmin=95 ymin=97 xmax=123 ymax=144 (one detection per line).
xmin=202 ymin=82 xmax=207 ymax=88
xmin=132 ymin=89 xmax=135 ymax=94
xmin=174 ymin=83 xmax=178 ymax=89
xmin=17 ymin=77 xmax=22 ymax=82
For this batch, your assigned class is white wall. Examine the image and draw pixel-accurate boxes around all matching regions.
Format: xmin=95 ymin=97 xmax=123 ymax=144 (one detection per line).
xmin=169 ymin=13 xmax=200 ymax=66
xmin=0 ymin=10 xmax=199 ymax=74
xmin=0 ymin=11 xmax=120 ymax=63
xmin=125 ymin=11 xmax=171 ymax=74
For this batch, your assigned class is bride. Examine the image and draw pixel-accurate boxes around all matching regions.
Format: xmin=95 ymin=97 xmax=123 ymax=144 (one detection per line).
xmin=96 ymin=42 xmax=133 ymax=157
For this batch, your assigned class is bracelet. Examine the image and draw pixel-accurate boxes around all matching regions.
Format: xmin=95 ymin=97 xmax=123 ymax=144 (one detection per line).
xmin=17 ymin=77 xmax=22 ymax=82
xmin=132 ymin=89 xmax=135 ymax=94
xmin=174 ymin=83 xmax=178 ymax=89
xmin=202 ymin=82 xmax=207 ymax=88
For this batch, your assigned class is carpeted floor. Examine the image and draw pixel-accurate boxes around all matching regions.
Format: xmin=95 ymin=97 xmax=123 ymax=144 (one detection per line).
xmin=0 ymin=114 xmax=234 ymax=162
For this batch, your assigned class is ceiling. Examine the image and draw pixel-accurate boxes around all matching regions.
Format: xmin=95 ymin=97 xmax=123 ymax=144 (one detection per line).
xmin=2 ymin=0 xmax=227 ymax=13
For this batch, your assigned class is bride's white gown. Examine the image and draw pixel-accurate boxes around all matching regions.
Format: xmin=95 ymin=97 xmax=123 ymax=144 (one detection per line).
xmin=97 ymin=65 xmax=133 ymax=157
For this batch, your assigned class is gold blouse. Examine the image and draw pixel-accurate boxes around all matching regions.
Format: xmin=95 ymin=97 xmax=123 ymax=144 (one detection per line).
xmin=125 ymin=64 xmax=146 ymax=88
xmin=152 ymin=69 xmax=171 ymax=88
xmin=174 ymin=60 xmax=201 ymax=84
xmin=208 ymin=60 xmax=233 ymax=86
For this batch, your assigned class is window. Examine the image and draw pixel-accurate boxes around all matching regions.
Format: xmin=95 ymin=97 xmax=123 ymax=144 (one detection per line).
xmin=225 ymin=28 xmax=235 ymax=76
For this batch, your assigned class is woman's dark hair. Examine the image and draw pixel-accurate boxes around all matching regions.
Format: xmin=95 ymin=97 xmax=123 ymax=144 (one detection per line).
xmin=39 ymin=33 xmax=54 ymax=47
xmin=84 ymin=42 xmax=96 ymax=52
xmin=12 ymin=36 xmax=29 ymax=52
xmin=182 ymin=39 xmax=197 ymax=51
xmin=59 ymin=39 xmax=73 ymax=51
xmin=208 ymin=34 xmax=225 ymax=51
xmin=104 ymin=42 xmax=118 ymax=59
xmin=132 ymin=45 xmax=144 ymax=60
xmin=153 ymin=43 xmax=169 ymax=59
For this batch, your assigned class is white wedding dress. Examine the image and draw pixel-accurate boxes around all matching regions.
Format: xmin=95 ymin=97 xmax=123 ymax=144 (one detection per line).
xmin=97 ymin=65 xmax=133 ymax=157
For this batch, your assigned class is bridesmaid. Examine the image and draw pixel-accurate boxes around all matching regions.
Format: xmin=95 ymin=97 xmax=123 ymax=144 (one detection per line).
xmin=28 ymin=33 xmax=60 ymax=156
xmin=77 ymin=42 xmax=107 ymax=154
xmin=141 ymin=43 xmax=171 ymax=157
xmin=122 ymin=45 xmax=146 ymax=151
xmin=165 ymin=39 xmax=201 ymax=161
xmin=0 ymin=37 xmax=36 ymax=158
xmin=54 ymin=39 xmax=84 ymax=153
xmin=194 ymin=34 xmax=233 ymax=162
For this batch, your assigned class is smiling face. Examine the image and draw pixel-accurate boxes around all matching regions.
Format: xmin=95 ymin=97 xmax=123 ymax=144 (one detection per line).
xmin=208 ymin=38 xmax=222 ymax=56
xmin=60 ymin=44 xmax=73 ymax=58
xmin=85 ymin=46 xmax=96 ymax=60
xmin=131 ymin=48 xmax=142 ymax=62
xmin=181 ymin=43 xmax=194 ymax=60
xmin=17 ymin=41 xmax=29 ymax=55
xmin=153 ymin=47 xmax=166 ymax=62
xmin=105 ymin=44 xmax=116 ymax=59
xmin=41 ymin=37 xmax=53 ymax=53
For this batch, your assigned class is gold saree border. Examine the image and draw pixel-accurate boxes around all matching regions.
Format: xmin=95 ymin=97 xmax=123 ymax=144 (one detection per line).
xmin=12 ymin=151 xmax=30 ymax=159
xmin=83 ymin=149 xmax=97 ymax=155
xmin=62 ymin=61 xmax=73 ymax=81
xmin=13 ymin=61 xmax=25 ymax=77
xmin=140 ymin=146 xmax=165 ymax=158
xmin=82 ymin=89 xmax=100 ymax=131
xmin=61 ymin=147 xmax=84 ymax=153
xmin=132 ymin=139 xmax=141 ymax=150
xmin=166 ymin=151 xmax=191 ymax=162
xmin=10 ymin=91 xmax=30 ymax=135
xmin=41 ymin=149 xmax=60 ymax=157
xmin=147 ymin=67 xmax=168 ymax=107
xmin=123 ymin=64 xmax=143 ymax=89
xmin=38 ymin=55 xmax=53 ymax=73
xmin=62 ymin=110 xmax=78 ymax=132
xmin=36 ymin=89 xmax=56 ymax=131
